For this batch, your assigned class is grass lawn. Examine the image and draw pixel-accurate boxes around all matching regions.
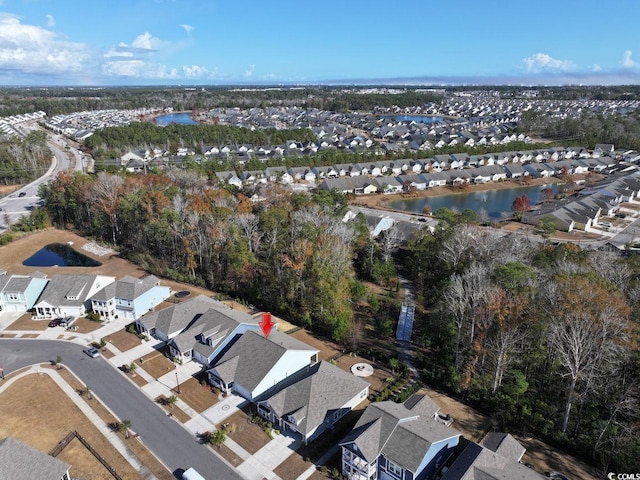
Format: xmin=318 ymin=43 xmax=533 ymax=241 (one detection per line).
xmin=172 ymin=377 xmax=219 ymax=413
xmin=69 ymin=317 xmax=105 ymax=334
xmin=273 ymin=452 xmax=314 ymax=480
xmin=139 ymin=349 xmax=175 ymax=379
xmin=7 ymin=313 xmax=48 ymax=331
xmin=104 ymin=329 xmax=143 ymax=352
xmin=155 ymin=396 xmax=191 ymax=423
xmin=221 ymin=407 xmax=271 ymax=455
xmin=0 ymin=371 xmax=145 ymax=480
xmin=213 ymin=444 xmax=244 ymax=467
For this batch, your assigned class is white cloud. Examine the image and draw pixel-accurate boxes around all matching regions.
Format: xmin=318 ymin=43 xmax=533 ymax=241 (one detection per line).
xmin=182 ymin=64 xmax=207 ymax=77
xmin=244 ymin=64 xmax=255 ymax=78
xmin=592 ymin=64 xmax=602 ymax=72
xmin=522 ymin=53 xmax=574 ymax=72
xmin=622 ymin=50 xmax=637 ymax=68
xmin=0 ymin=13 xmax=89 ymax=75
xmin=179 ymin=24 xmax=194 ymax=35
xmin=102 ymin=59 xmax=179 ymax=79
xmin=46 ymin=14 xmax=55 ymax=27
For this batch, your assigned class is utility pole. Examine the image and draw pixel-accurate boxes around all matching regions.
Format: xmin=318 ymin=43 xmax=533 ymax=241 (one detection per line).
xmin=175 ymin=371 xmax=181 ymax=394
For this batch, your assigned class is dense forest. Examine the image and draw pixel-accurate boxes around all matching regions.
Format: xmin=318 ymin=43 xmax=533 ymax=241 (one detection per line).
xmin=0 ymin=130 xmax=51 ymax=184
xmin=404 ymin=219 xmax=640 ymax=473
xmin=37 ymin=169 xmax=639 ymax=474
xmin=540 ymin=111 xmax=640 ymax=150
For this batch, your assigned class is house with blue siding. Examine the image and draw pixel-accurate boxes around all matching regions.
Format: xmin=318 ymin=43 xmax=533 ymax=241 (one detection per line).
xmin=0 ymin=271 xmax=48 ymax=313
xmin=340 ymin=394 xmax=461 ymax=480
xmin=90 ymin=274 xmax=171 ymax=322
xmin=208 ymin=330 xmax=319 ymax=401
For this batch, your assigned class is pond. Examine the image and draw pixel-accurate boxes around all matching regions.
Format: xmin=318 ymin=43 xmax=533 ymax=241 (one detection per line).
xmin=23 ymin=243 xmax=102 ymax=267
xmin=386 ymin=184 xmax=560 ymax=220
xmin=382 ymin=115 xmax=443 ymax=124
xmin=153 ymin=112 xmax=200 ymax=126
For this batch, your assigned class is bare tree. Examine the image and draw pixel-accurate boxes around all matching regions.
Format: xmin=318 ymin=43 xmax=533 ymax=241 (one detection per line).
xmin=90 ymin=172 xmax=124 ymax=246
xmin=377 ymin=222 xmax=405 ymax=263
xmin=235 ymin=213 xmax=262 ymax=254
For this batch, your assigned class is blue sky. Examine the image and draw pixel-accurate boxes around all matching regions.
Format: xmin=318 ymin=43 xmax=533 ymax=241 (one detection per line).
xmin=1 ymin=0 xmax=639 ymax=86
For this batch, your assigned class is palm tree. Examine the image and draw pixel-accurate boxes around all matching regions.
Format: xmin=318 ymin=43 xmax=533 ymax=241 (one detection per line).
xmin=82 ymin=386 xmax=92 ymax=400
xmin=166 ymin=394 xmax=178 ymax=409
xmin=118 ymin=419 xmax=132 ymax=439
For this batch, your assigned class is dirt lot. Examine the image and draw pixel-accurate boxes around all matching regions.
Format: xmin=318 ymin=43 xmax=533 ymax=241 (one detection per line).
xmin=0 ymin=373 xmax=144 ymax=479
xmin=516 ymin=435 xmax=599 ymax=480
xmin=274 ymin=452 xmax=315 ymax=480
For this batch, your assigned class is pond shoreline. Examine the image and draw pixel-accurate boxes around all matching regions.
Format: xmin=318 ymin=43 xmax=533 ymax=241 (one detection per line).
xmin=350 ymin=176 xmax=575 ymax=215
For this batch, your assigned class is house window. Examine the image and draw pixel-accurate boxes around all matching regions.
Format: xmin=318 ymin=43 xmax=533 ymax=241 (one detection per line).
xmin=8 ymin=294 xmax=18 ymax=301
xmin=387 ymin=460 xmax=402 ymax=477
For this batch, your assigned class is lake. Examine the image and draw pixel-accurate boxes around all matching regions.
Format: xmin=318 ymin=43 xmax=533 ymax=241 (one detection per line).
xmin=23 ymin=243 xmax=102 ymax=267
xmin=153 ymin=112 xmax=200 ymax=126
xmin=383 ymin=115 xmax=444 ymax=124
xmin=386 ymin=184 xmax=559 ymax=220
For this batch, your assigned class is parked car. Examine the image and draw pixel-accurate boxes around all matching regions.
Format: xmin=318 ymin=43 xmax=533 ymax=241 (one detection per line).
xmin=48 ymin=318 xmax=62 ymax=327
xmin=59 ymin=316 xmax=74 ymax=328
xmin=83 ymin=347 xmax=99 ymax=358
xmin=18 ymin=192 xmax=26 ymax=197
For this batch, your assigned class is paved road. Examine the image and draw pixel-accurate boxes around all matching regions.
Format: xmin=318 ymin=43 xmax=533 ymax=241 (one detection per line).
xmin=0 ymin=123 xmax=85 ymax=231
xmin=0 ymin=339 xmax=242 ymax=480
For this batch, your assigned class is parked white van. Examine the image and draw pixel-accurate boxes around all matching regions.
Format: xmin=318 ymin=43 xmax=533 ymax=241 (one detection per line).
xmin=183 ymin=467 xmax=206 ymax=480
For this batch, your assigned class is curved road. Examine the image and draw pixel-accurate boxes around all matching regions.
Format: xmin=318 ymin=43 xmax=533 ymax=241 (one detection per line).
xmin=0 ymin=339 xmax=242 ymax=480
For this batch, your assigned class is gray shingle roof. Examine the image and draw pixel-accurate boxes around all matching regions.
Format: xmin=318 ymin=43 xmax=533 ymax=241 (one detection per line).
xmin=261 ymin=361 xmax=369 ymax=438
xmin=91 ymin=274 xmax=160 ymax=302
xmin=441 ymin=440 xmax=542 ymax=480
xmin=138 ymin=294 xmax=220 ymax=334
xmin=209 ymin=330 xmax=317 ymax=393
xmin=0 ymin=437 xmax=70 ymax=480
xmin=481 ymin=432 xmax=526 ymax=463
xmin=341 ymin=397 xmax=460 ymax=473
xmin=35 ymin=274 xmax=109 ymax=308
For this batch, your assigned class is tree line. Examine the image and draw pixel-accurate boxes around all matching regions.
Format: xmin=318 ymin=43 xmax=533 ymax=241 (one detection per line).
xmin=39 ymin=171 xmax=399 ymax=342
xmin=403 ymin=217 xmax=640 ymax=473
xmin=0 ymin=130 xmax=51 ymax=184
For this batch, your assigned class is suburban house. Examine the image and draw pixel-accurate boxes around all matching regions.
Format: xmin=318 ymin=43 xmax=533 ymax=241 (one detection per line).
xmin=440 ymin=433 xmax=542 ymax=480
xmin=89 ymin=274 xmax=171 ymax=322
xmin=136 ymin=295 xmax=270 ymax=365
xmin=0 ymin=437 xmax=71 ymax=480
xmin=0 ymin=271 xmax=48 ymax=313
xmin=340 ymin=394 xmax=461 ymax=480
xmin=256 ymin=360 xmax=370 ymax=443
xmin=33 ymin=274 xmax=115 ymax=319
xmin=207 ymin=330 xmax=319 ymax=401
xmin=215 ymin=171 xmax=243 ymax=188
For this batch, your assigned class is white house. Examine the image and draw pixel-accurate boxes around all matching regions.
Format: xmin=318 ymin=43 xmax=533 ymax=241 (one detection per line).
xmin=33 ymin=274 xmax=115 ymax=319
xmin=90 ymin=275 xmax=171 ymax=322
xmin=207 ymin=330 xmax=319 ymax=401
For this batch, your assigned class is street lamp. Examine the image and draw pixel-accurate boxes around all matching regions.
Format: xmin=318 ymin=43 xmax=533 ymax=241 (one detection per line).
xmin=175 ymin=371 xmax=181 ymax=394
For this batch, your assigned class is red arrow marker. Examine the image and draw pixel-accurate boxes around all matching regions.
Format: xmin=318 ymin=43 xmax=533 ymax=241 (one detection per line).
xmin=259 ymin=312 xmax=275 ymax=337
